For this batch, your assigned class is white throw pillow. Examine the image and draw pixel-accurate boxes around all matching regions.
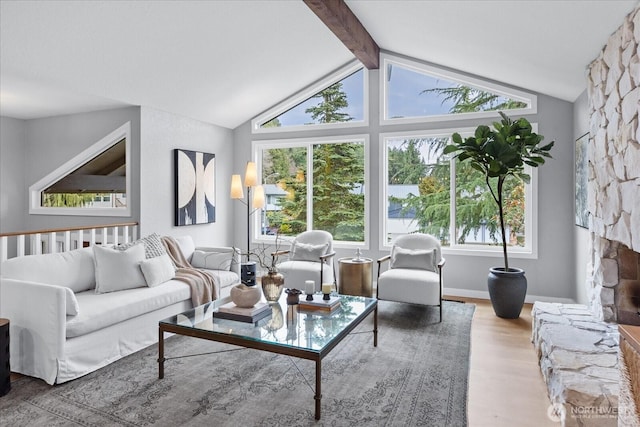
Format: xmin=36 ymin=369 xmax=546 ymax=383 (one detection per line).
xmin=291 ymin=242 xmax=328 ymax=263
xmin=93 ymin=243 xmax=147 ymax=293
xmin=140 ymin=253 xmax=176 ymax=287
xmin=190 ymin=250 xmax=232 ymax=271
xmin=64 ymin=287 xmax=80 ymax=316
xmin=390 ymin=246 xmax=437 ymax=271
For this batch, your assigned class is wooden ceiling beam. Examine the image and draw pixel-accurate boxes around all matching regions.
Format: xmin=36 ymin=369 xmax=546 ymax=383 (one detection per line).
xmin=303 ymin=0 xmax=380 ymax=69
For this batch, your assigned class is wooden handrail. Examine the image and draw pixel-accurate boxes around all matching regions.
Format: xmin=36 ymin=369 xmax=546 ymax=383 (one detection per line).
xmin=0 ymin=222 xmax=138 ymax=238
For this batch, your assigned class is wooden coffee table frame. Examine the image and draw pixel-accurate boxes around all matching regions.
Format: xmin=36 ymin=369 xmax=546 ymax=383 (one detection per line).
xmin=158 ymin=298 xmax=377 ymax=420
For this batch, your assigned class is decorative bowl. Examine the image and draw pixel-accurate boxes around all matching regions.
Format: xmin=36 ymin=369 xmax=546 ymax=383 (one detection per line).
xmin=230 ymin=283 xmax=262 ymax=308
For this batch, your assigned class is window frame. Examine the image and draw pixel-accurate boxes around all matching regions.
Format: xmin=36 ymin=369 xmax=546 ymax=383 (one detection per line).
xmin=29 ymin=121 xmax=132 ymax=217
xmin=252 ymin=134 xmax=370 ymax=249
xmin=251 ymin=61 xmax=369 ymax=134
xmin=379 ymin=128 xmax=538 ymax=259
xmin=380 ymin=53 xmax=537 ymax=126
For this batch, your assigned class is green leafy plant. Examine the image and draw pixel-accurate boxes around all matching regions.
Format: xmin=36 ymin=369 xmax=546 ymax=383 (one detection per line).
xmin=443 ymin=112 xmax=554 ymax=270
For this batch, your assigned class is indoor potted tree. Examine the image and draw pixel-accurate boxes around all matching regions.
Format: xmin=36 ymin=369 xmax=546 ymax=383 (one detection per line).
xmin=444 ymin=112 xmax=554 ymax=318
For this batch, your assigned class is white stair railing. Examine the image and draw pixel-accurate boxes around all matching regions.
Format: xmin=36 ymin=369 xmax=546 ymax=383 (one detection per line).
xmin=0 ymin=222 xmax=138 ymax=262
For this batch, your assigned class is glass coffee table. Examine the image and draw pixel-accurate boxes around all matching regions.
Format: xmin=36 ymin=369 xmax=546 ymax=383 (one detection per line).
xmin=158 ymin=293 xmax=377 ymax=420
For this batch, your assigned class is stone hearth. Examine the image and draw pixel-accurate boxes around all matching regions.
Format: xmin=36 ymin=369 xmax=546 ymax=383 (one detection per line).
xmin=531 ymin=7 xmax=639 ymax=426
xmin=532 ymin=303 xmax=619 ymax=427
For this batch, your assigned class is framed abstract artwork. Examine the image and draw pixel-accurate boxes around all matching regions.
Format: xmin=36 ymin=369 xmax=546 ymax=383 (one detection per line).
xmin=174 ymin=149 xmax=215 ymax=226
xmin=575 ymin=133 xmax=589 ymax=228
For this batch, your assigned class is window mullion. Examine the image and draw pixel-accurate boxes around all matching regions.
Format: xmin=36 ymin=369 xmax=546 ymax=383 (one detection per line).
xmin=449 ymin=157 xmax=457 ymax=247
xmin=307 ymin=143 xmax=314 ymax=231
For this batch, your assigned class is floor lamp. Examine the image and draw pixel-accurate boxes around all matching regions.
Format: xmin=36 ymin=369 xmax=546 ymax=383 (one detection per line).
xmin=231 ymin=161 xmax=265 ymax=286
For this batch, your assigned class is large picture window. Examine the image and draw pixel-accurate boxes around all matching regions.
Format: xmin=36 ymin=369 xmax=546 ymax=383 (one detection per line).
xmin=382 ymin=130 xmax=536 ymax=255
xmin=254 ymin=136 xmax=368 ymax=245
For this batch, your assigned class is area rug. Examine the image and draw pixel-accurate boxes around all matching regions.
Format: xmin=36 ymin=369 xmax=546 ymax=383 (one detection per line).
xmin=0 ymin=300 xmax=475 ymax=426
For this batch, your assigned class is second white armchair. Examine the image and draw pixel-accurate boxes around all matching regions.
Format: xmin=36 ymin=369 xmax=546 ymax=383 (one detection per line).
xmin=377 ymin=233 xmax=445 ymax=322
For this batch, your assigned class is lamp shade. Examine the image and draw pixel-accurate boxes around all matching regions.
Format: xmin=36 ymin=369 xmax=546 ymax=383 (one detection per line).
xmin=252 ymin=185 xmax=265 ymax=209
xmin=244 ymin=161 xmax=258 ymax=187
xmin=230 ymin=174 xmax=244 ymax=199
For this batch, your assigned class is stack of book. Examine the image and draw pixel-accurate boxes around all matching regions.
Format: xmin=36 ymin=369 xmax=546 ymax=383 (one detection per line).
xmin=299 ymin=295 xmax=341 ymax=312
xmin=215 ymin=301 xmax=271 ymax=323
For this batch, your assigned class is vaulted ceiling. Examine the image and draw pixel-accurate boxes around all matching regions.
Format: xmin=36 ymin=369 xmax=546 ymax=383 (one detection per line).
xmin=1 ymin=0 xmax=637 ymax=129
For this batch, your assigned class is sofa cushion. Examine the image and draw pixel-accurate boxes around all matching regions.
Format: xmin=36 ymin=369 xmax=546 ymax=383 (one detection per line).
xmin=202 ymin=269 xmax=238 ymax=291
xmin=115 ymin=233 xmax=166 ymax=259
xmin=93 ymin=244 xmax=147 ymax=293
xmin=0 ymin=247 xmax=95 ymax=293
xmin=174 ymin=235 xmax=196 ymax=262
xmin=140 ymin=253 xmax=176 ymax=287
xmin=191 ymin=250 xmax=233 ymax=271
xmin=67 ymin=279 xmax=191 ymax=338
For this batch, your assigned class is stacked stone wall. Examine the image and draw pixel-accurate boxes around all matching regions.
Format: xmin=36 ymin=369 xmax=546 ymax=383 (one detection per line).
xmin=586 ymin=6 xmax=640 ymax=322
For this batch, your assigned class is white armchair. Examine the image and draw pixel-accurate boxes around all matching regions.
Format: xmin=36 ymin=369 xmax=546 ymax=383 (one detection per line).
xmin=273 ymin=230 xmax=336 ymax=292
xmin=376 ymin=233 xmax=445 ymax=322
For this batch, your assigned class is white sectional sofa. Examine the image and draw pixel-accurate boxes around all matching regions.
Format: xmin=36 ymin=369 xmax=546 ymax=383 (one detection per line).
xmin=0 ymin=235 xmax=239 ymax=385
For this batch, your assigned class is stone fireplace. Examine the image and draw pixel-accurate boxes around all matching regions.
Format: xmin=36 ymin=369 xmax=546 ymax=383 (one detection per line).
xmin=531 ymin=6 xmax=639 ymax=426
xmin=585 ymin=4 xmax=639 ymax=325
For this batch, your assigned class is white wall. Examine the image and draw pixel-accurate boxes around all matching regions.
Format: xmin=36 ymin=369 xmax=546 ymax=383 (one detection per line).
xmin=139 ymin=107 xmax=235 ymax=247
xmin=573 ymin=90 xmax=590 ymax=304
xmin=234 ymin=65 xmax=577 ymax=302
xmin=0 ymin=107 xmax=140 ymax=231
xmin=0 ymin=116 xmax=26 ymax=233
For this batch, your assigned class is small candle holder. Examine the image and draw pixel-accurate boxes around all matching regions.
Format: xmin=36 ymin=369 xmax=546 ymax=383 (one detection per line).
xmin=305 ymin=280 xmax=315 ymax=301
xmin=321 ymin=283 xmax=332 ymax=300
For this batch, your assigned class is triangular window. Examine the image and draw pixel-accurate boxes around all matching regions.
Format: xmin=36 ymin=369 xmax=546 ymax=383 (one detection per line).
xmin=252 ymin=62 xmax=367 ymax=133
xmin=29 ymin=122 xmax=131 ymax=216
xmin=381 ymin=54 xmax=536 ymax=124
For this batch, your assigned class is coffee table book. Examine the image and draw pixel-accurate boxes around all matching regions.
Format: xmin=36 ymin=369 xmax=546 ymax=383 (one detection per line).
xmin=215 ymin=301 xmax=271 ymax=323
xmin=299 ymin=295 xmax=341 ymax=311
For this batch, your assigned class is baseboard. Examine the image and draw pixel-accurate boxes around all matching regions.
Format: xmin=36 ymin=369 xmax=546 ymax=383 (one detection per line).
xmin=443 ymin=287 xmax=575 ymax=304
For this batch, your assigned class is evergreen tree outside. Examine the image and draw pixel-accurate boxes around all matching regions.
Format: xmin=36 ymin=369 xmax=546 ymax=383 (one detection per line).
xmin=306 ymin=82 xmax=352 ymax=124
xmin=422 ymin=85 xmax=527 ymax=113
xmin=260 ymin=80 xmax=364 ymax=241
xmin=389 ymin=85 xmax=528 ymax=247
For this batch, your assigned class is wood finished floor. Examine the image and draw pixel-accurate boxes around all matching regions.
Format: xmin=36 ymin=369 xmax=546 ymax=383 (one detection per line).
xmin=457 ymin=297 xmax=557 ymax=427
xmin=10 ymin=297 xmax=555 ymax=426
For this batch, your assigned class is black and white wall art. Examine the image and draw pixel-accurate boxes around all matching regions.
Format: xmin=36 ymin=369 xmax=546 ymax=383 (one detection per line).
xmin=175 ymin=149 xmax=215 ymax=226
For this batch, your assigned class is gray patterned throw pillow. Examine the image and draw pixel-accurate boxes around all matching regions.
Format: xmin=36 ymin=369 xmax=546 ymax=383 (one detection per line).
xmin=115 ymin=233 xmax=166 ymax=259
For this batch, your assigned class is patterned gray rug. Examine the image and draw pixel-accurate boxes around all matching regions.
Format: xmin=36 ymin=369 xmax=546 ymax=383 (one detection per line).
xmin=0 ymin=300 xmax=474 ymax=426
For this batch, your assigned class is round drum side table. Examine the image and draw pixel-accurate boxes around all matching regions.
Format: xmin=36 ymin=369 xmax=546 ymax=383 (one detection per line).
xmin=338 ymin=257 xmax=373 ymax=297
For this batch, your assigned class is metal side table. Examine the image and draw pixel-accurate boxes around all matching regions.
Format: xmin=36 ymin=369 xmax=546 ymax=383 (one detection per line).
xmin=338 ymin=257 xmax=373 ymax=297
